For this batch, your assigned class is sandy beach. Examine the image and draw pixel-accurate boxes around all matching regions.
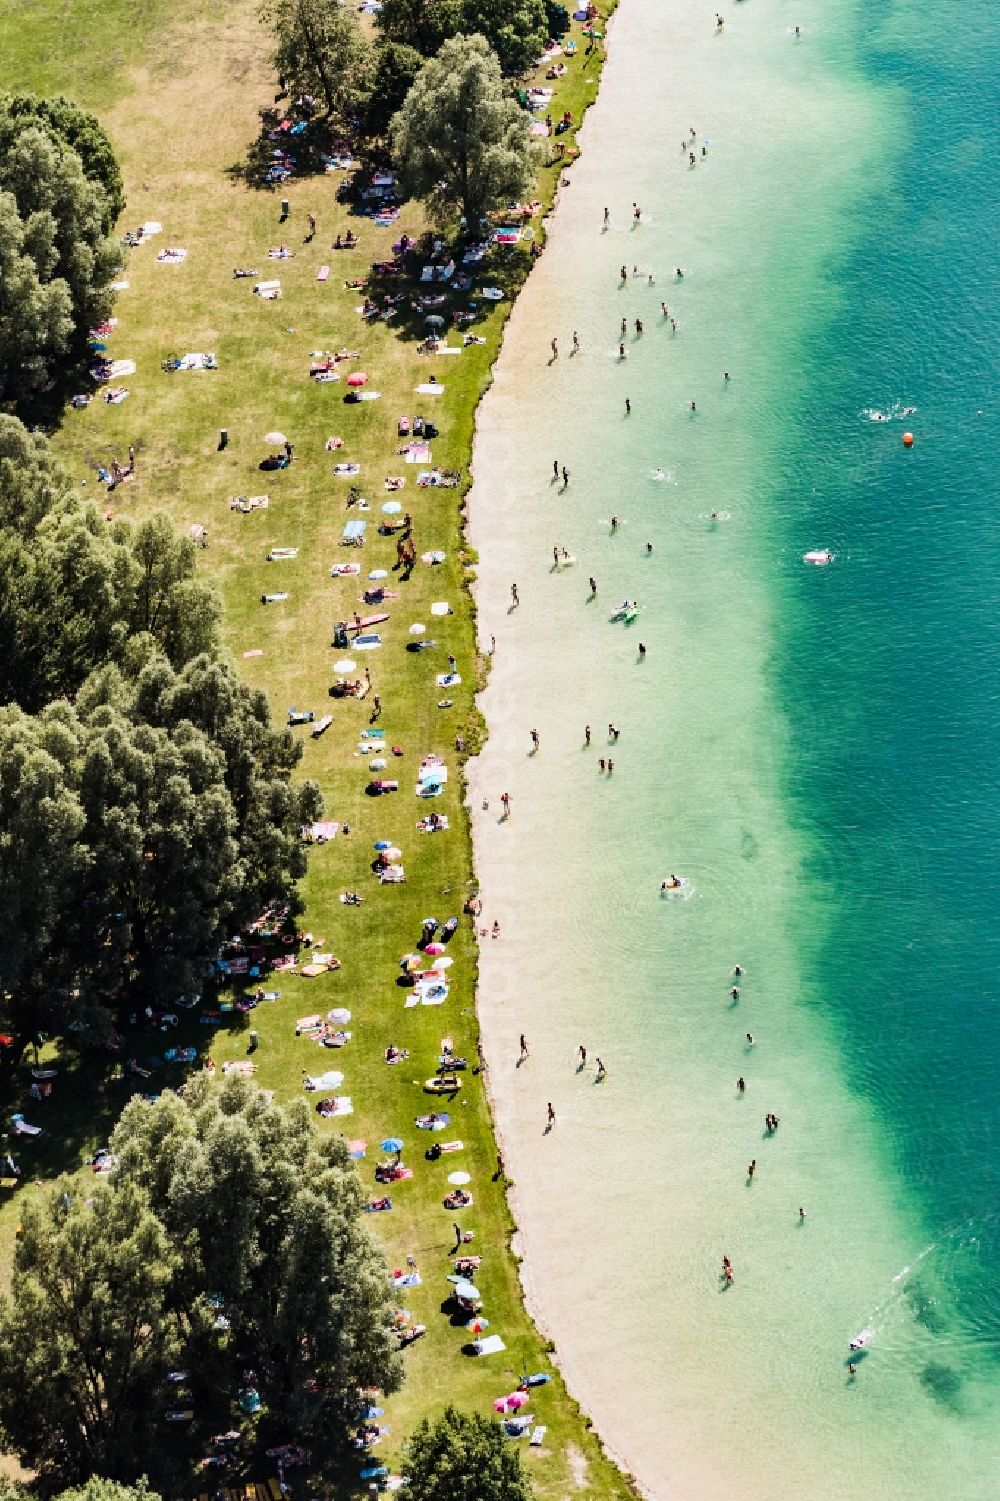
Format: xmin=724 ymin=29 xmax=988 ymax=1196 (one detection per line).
xmin=465 ymin=1 xmax=1000 ymax=1497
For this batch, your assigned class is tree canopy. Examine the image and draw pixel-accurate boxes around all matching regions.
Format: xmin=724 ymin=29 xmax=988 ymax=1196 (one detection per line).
xmin=391 ymin=34 xmax=535 ymax=232
xmin=0 ymin=100 xmax=120 ymax=399
xmin=262 ymin=0 xmax=372 ymax=120
xmin=405 ymin=1406 xmax=535 ymax=1501
xmin=0 ymin=94 xmax=125 ymax=228
xmin=0 ymin=1080 xmax=400 ymax=1489
xmin=377 ymin=0 xmax=547 ymax=74
xmin=460 ymin=0 xmax=547 ymax=76
xmin=363 ymin=39 xmax=426 ymax=140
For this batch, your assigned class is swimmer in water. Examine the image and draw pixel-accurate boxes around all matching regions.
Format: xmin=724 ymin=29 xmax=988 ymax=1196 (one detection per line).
xmin=746 ymin=1032 xmax=755 ymax=1046
xmin=661 ymin=875 xmax=682 ymax=890
xmin=610 ymin=516 xmax=619 ymax=531
xmin=646 ymin=541 xmax=653 ymax=553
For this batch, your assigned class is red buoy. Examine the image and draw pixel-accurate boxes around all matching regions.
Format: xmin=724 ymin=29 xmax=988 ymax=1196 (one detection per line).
xmin=902 ymin=432 xmax=914 ymax=448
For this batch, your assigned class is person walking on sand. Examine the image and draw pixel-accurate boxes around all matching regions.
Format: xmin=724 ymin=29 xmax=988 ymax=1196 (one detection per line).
xmin=547 ymin=1102 xmax=556 ymax=1126
xmin=553 ymin=459 xmax=559 ymax=479
xmin=530 ymin=728 xmax=540 ymax=750
xmin=585 ymin=725 xmax=591 ymax=745
xmin=579 ymin=1045 xmax=587 ymax=1066
xmin=520 ymin=1033 xmax=529 ymax=1060
xmin=603 ymin=206 xmax=610 ymax=228
xmin=596 ymin=1057 xmax=607 ymax=1081
xmin=589 ymin=576 xmax=597 ymax=594
xmin=501 ymin=792 xmax=511 ymax=816
xmin=737 ymin=1076 xmax=746 ymax=1093
xmin=607 ymin=759 xmax=614 ymax=774
xmin=625 ymin=397 xmax=631 ymax=415
xmin=573 ymin=330 xmax=580 ymax=352
xmin=747 ymin=1159 xmax=756 ymax=1180
xmin=562 ymin=466 xmax=570 ymax=486
xmin=551 ymin=337 xmax=559 ymax=358
xmin=511 ymin=583 xmax=519 ymax=606
xmin=621 ymin=317 xmax=627 ymax=336
xmin=619 ymin=342 xmax=626 ymax=360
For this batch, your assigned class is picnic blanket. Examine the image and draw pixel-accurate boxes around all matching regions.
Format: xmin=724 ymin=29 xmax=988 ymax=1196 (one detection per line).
xmin=157 ymin=248 xmax=187 ymax=264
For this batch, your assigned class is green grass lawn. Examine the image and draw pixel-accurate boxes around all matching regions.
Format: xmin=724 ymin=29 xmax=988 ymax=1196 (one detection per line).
xmin=0 ymin=1 xmax=636 ymax=1496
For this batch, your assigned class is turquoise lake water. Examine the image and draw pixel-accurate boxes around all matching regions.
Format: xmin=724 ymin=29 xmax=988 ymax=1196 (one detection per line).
xmin=468 ymin=0 xmax=1000 ymax=1494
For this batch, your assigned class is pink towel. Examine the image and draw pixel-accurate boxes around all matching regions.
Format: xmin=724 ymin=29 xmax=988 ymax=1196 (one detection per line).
xmin=317 ymin=265 xmax=329 ymax=282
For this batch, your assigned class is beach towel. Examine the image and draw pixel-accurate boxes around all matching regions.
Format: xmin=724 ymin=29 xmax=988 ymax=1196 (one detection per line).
xmin=254 ymin=281 xmax=281 ymax=299
xmin=436 ymin=673 xmax=461 ymax=687
xmin=530 ymin=1426 xmax=547 ymax=1446
xmin=404 ymin=443 xmax=432 ymax=463
xmin=157 ymin=248 xmax=187 ymax=264
xmin=317 ymin=1096 xmax=352 ymax=1117
xmin=143 ymin=221 xmax=163 ymax=235
xmin=222 ymin=1060 xmax=255 ymax=1076
xmin=305 ymin=1071 xmax=345 ymax=1091
xmin=341 ymin=519 xmax=366 ymax=545
xmin=111 ymin=279 xmax=129 ymax=291
xmin=390 ymin=1270 xmax=421 ymax=1288
xmin=415 ymin=382 xmax=444 ymax=395
xmin=348 ymin=1139 xmax=367 ymax=1158
xmin=103 ymin=387 xmax=129 ymax=403
xmin=471 ymin=1335 xmax=506 ymax=1357
xmin=306 ymin=820 xmax=339 ymax=841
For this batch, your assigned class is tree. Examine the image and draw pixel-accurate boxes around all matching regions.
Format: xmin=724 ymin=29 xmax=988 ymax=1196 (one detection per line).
xmin=1 ymin=94 xmax=126 ymax=228
xmin=392 ymin=34 xmax=535 ymax=232
xmin=363 ymin=39 xmax=425 ymax=140
xmin=0 ymin=104 xmax=119 ymax=399
xmin=405 ymin=1406 xmax=535 ymax=1501
xmin=262 ymin=0 xmax=372 ymax=119
xmin=376 ymin=0 xmax=463 ymax=57
xmin=0 ymin=655 xmax=322 ymax=1053
xmin=460 ymin=0 xmax=547 ymax=75
xmin=377 ymin=0 xmax=547 ymax=73
xmin=58 ymin=1484 xmax=162 ymax=1501
xmin=0 ymin=1179 xmax=187 ymax=1485
xmin=0 ymin=497 xmax=221 ymax=713
xmin=0 ymin=1082 xmax=402 ymax=1487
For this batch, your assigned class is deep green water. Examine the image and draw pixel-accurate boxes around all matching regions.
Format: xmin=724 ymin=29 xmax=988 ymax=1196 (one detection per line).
xmin=776 ymin=0 xmax=1000 ymax=1373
